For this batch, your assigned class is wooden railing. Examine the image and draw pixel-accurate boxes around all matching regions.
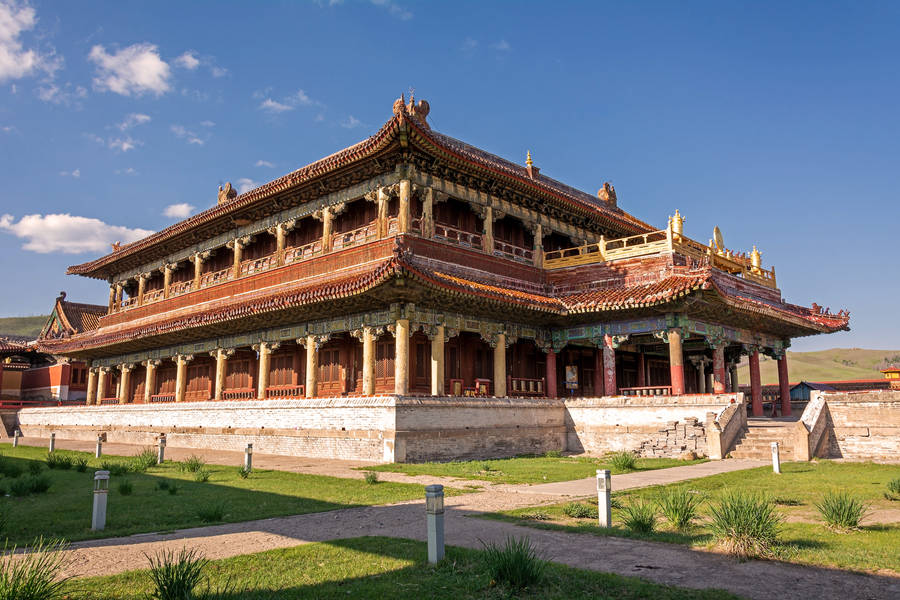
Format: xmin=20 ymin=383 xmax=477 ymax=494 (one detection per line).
xmin=120 ymin=297 xmax=138 ymax=309
xmin=240 ymin=254 xmax=276 ymax=276
xmin=434 ymin=222 xmax=482 ymax=249
xmin=150 ymin=393 xmax=175 ymax=403
xmin=200 ymin=267 xmax=233 ymax=288
xmin=265 ymin=384 xmax=305 ymax=399
xmin=168 ymin=280 xmax=193 ymax=297
xmin=143 ymin=289 xmax=165 ymax=304
xmin=508 ymin=377 xmax=545 ymax=396
xmin=99 ymin=397 xmax=120 ymax=405
xmin=620 ymin=385 xmax=674 ymax=397
xmin=223 ymin=388 xmax=255 ymax=400
xmin=543 ymin=225 xmax=778 ymax=289
xmin=494 ymin=240 xmax=533 ymax=263
xmin=284 ymin=239 xmax=324 ymax=263
xmin=332 ymin=222 xmax=377 ymax=251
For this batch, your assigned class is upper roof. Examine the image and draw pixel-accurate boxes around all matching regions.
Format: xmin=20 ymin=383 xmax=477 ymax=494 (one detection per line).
xmin=39 ymin=293 xmax=106 ymax=340
xmin=67 ymin=96 xmax=654 ymax=280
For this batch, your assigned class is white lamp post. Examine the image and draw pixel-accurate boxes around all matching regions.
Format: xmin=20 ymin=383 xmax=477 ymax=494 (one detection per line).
xmin=91 ymin=470 xmax=110 ymax=531
xmin=12 ymin=430 xmax=19 ymax=448
xmin=596 ymin=469 xmax=611 ymax=528
xmin=95 ymin=434 xmax=103 ymax=458
xmin=49 ymin=432 xmax=56 ymax=453
xmin=771 ymin=442 xmax=781 ymax=474
xmin=244 ymin=443 xmax=253 ymax=472
xmin=425 ymin=484 xmax=445 ymax=563
xmin=157 ymin=436 xmax=166 ymax=465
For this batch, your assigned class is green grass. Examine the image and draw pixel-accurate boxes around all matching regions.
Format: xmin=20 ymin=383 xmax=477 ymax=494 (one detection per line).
xmin=485 ymin=461 xmax=900 ymax=573
xmin=0 ymin=444 xmax=460 ymax=547
xmin=62 ymin=536 xmax=741 ymax=599
xmin=364 ymin=454 xmax=707 ymax=485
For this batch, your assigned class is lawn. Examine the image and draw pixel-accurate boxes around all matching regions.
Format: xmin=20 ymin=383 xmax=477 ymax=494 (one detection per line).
xmin=0 ymin=444 xmax=454 ymax=546
xmin=364 ymin=453 xmax=707 ymax=485
xmin=486 ymin=460 xmax=900 ymax=574
xmin=63 ymin=536 xmax=741 ymax=599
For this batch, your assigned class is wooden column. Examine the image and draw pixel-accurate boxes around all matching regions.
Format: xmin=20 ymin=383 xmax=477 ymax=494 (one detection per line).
xmin=255 ymin=342 xmax=279 ymax=400
xmin=114 ymin=283 xmax=123 ymax=311
xmin=696 ymin=359 xmax=707 ymax=394
xmin=593 ymin=347 xmax=604 ymax=396
xmin=482 ymin=205 xmax=494 ymax=254
xmin=637 ymin=351 xmax=646 ymax=388
xmin=493 ymin=333 xmax=507 ymax=397
xmin=602 ymin=335 xmax=617 ymax=396
xmin=275 ymin=223 xmax=286 ymax=265
xmin=107 ymin=285 xmax=116 ymax=314
xmin=118 ymin=364 xmax=132 ymax=404
xmin=668 ymin=329 xmax=685 ymax=395
xmin=533 ymin=222 xmax=543 ymax=268
xmin=174 ymin=355 xmax=192 ymax=403
xmin=230 ymin=239 xmax=244 ymax=279
xmin=137 ymin=274 xmax=147 ymax=306
xmin=305 ymin=335 xmax=318 ymax=398
xmin=422 ymin=188 xmax=434 ymax=237
xmin=545 ymin=350 xmax=557 ymax=398
xmin=777 ymin=352 xmax=792 ymax=417
xmin=712 ymin=346 xmax=727 ymax=394
xmin=377 ymin=188 xmax=389 ymax=239
xmin=399 ymin=179 xmax=411 ymax=234
xmin=85 ymin=368 xmax=98 ymax=405
xmin=144 ymin=359 xmax=159 ymax=403
xmin=749 ymin=350 xmax=763 ymax=416
xmin=163 ymin=264 xmax=174 ymax=299
xmin=212 ymin=349 xmax=232 ymax=401
xmin=192 ymin=253 xmax=203 ymax=290
xmin=362 ymin=328 xmax=376 ymax=396
xmin=394 ymin=319 xmax=410 ymax=395
xmin=96 ymin=367 xmax=109 ymax=403
xmin=730 ymin=363 xmax=739 ymax=393
xmin=430 ymin=325 xmax=444 ymax=396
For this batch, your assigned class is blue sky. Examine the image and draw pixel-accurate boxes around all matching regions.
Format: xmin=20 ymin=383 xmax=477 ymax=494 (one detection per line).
xmin=0 ymin=1 xmax=896 ymax=351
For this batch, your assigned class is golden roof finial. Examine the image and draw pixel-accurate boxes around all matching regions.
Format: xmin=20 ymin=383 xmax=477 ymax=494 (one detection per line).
xmin=526 ymin=150 xmax=533 ymax=167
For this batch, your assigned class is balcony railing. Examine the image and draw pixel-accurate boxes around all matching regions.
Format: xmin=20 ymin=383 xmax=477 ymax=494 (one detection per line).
xmin=284 ymin=239 xmax=324 ymax=263
xmin=620 ymin=385 xmax=673 ymax=397
xmin=265 ymin=384 xmax=305 ymax=399
xmin=168 ymin=280 xmax=193 ymax=297
xmin=200 ymin=267 xmax=233 ymax=288
xmin=150 ymin=393 xmax=176 ymax=403
xmin=508 ymin=377 xmax=545 ymax=396
xmin=120 ymin=297 xmax=138 ymax=309
xmin=99 ymin=397 xmax=120 ymax=405
xmin=240 ymin=254 xmax=276 ymax=276
xmin=332 ymin=222 xmax=377 ymax=251
xmin=494 ymin=240 xmax=533 ymax=264
xmin=543 ymin=225 xmax=778 ymax=289
xmin=143 ymin=289 xmax=165 ymax=303
xmin=223 ymin=388 xmax=255 ymax=400
xmin=434 ymin=222 xmax=482 ymax=249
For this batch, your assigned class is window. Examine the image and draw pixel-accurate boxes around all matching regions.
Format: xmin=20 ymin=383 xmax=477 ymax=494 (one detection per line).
xmin=269 ymin=354 xmax=294 ymax=387
xmin=225 ymin=360 xmax=252 ymax=390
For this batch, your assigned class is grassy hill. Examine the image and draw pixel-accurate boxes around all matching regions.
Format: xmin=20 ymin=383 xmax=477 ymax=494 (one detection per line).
xmin=738 ymin=348 xmax=900 ymax=385
xmin=0 ymin=315 xmax=49 ymax=339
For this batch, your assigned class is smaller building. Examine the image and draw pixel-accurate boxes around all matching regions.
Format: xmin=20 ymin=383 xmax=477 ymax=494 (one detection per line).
xmin=789 ymin=381 xmax=835 ymax=402
xmin=882 ymin=365 xmax=900 ymax=390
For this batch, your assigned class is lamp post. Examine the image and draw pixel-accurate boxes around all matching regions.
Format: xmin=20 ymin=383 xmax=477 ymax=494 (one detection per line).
xmin=12 ymin=430 xmax=19 ymax=448
xmin=425 ymin=484 xmax=445 ymax=564
xmin=157 ymin=436 xmax=166 ymax=465
xmin=596 ymin=469 xmax=611 ymax=528
xmin=91 ymin=470 xmax=110 ymax=531
xmin=244 ymin=443 xmax=253 ymax=472
xmin=771 ymin=442 xmax=781 ymax=474
xmin=95 ymin=434 xmax=103 ymax=458
xmin=49 ymin=432 xmax=56 ymax=453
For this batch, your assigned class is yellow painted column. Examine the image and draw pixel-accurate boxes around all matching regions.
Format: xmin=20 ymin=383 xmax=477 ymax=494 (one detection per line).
xmin=193 ymin=253 xmax=203 ymax=290
xmin=137 ymin=274 xmax=147 ymax=306
xmin=362 ymin=327 xmax=376 ymax=396
xmin=212 ymin=349 xmax=232 ymax=401
xmin=482 ymin=205 xmax=494 ymax=254
xmin=114 ymin=282 xmax=123 ymax=311
xmin=255 ymin=342 xmax=279 ymax=400
xmin=322 ymin=207 xmax=333 ymax=252
xmin=305 ymin=335 xmax=318 ymax=398
xmin=85 ymin=368 xmax=98 ymax=405
xmin=275 ymin=223 xmax=286 ymax=265
xmin=107 ymin=285 xmax=116 ymax=314
xmin=399 ymin=179 xmax=411 ymax=234
xmin=96 ymin=367 xmax=109 ymax=403
xmin=144 ymin=359 xmax=159 ymax=403
xmin=533 ymin=223 xmax=544 ymax=268
xmin=377 ymin=188 xmax=389 ymax=239
xmin=394 ymin=319 xmax=410 ymax=395
xmin=493 ymin=333 xmax=507 ymax=397
xmin=118 ymin=364 xmax=132 ymax=404
xmin=431 ymin=325 xmax=445 ymax=396
xmin=231 ymin=240 xmax=244 ymax=279
xmin=174 ymin=355 xmax=192 ymax=402
xmin=163 ymin=264 xmax=174 ymax=299
xmin=422 ymin=188 xmax=434 ymax=237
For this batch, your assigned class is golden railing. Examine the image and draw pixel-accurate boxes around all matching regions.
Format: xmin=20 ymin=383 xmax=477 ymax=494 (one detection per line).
xmin=543 ymin=224 xmax=777 ymax=289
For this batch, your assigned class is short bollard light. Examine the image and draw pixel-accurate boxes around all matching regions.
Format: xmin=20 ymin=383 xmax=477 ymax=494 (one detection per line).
xmin=95 ymin=434 xmax=103 ymax=458
xmin=425 ymin=484 xmax=445 ymax=564
xmin=157 ymin=436 xmax=166 ymax=465
xmin=91 ymin=470 xmax=110 ymax=531
xmin=771 ymin=442 xmax=781 ymax=474
xmin=596 ymin=469 xmax=612 ymax=528
xmin=49 ymin=432 xmax=56 ymax=453
xmin=12 ymin=430 xmax=19 ymax=447
xmin=244 ymin=443 xmax=253 ymax=472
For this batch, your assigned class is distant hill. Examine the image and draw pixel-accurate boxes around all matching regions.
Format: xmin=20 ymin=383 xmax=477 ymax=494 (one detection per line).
xmin=738 ymin=348 xmax=900 ymax=385
xmin=0 ymin=315 xmax=49 ymax=340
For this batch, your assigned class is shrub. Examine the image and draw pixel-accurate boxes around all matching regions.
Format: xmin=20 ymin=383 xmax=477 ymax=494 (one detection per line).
xmin=10 ymin=475 xmax=51 ymax=497
xmin=815 ymin=491 xmax=869 ymax=531
xmin=364 ymin=471 xmax=378 ymax=485
xmin=544 ymin=450 xmax=563 ymax=458
xmin=28 ymin=462 xmax=43 ymax=476
xmin=146 ymin=548 xmax=208 ymax=600
xmin=73 ymin=457 xmax=88 ymax=473
xmin=237 ymin=466 xmax=250 ymax=479
xmin=519 ymin=510 xmax=550 ymax=521
xmin=609 ymin=496 xmax=623 ymax=510
xmin=707 ymin=490 xmax=781 ymax=558
xmin=620 ymin=499 xmax=656 ymax=534
xmin=0 ymin=459 xmax=22 ymax=479
xmin=656 ymin=488 xmax=703 ymax=530
xmin=197 ymin=502 xmax=226 ymax=523
xmin=562 ymin=502 xmax=597 ymax=519
xmin=0 ymin=538 xmax=69 ymax=600
xmin=45 ymin=453 xmax=73 ymax=470
xmin=100 ymin=460 xmax=131 ymax=476
xmin=481 ymin=536 xmax=545 ymax=589
xmin=479 ymin=462 xmax=494 ymax=473
xmin=608 ymin=451 xmax=637 ymax=471
xmin=179 ymin=455 xmax=206 ymax=473
xmin=156 ymin=480 xmax=170 ymax=491
xmin=886 ymin=477 xmax=900 ymax=501
xmin=194 ymin=470 xmax=211 ymax=483
xmin=132 ymin=448 xmax=158 ymax=473
xmin=118 ymin=479 xmax=134 ymax=496
xmin=167 ymin=484 xmax=179 ymax=496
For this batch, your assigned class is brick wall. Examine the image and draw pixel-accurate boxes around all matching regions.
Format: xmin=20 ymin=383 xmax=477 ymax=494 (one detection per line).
xmin=815 ymin=390 xmax=900 ymax=461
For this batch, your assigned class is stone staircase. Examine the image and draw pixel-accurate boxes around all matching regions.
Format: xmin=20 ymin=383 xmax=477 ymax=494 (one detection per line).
xmin=729 ymin=417 xmax=799 ymax=460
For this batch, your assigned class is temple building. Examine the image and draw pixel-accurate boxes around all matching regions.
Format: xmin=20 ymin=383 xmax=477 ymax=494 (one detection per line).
xmin=30 ymin=96 xmax=850 ymax=461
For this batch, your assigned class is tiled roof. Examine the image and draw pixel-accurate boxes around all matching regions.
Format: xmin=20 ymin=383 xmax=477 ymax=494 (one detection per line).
xmin=58 ymin=301 xmax=106 ymax=334
xmin=67 ymin=98 xmax=652 ymax=279
xmin=0 ymin=339 xmax=30 ymax=355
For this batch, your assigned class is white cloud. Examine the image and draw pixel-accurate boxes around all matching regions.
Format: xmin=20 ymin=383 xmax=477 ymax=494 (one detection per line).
xmin=1 ymin=125 xmax=15 ymax=133
xmin=37 ymin=82 xmax=87 ymax=105
xmin=59 ymin=169 xmax=80 ymax=178
xmin=116 ymin=112 xmax=151 ymax=131
xmin=200 ymin=120 xmax=215 ymax=127
xmin=370 ymin=0 xmax=412 ymax=20
xmin=170 ymin=123 xmax=204 ymax=145
xmin=460 ymin=38 xmax=478 ymax=53
xmin=341 ymin=115 xmax=362 ymax=129
xmin=491 ymin=39 xmax=511 ymax=51
xmin=255 ymin=159 xmax=274 ymax=168
xmin=211 ymin=66 xmax=227 ymax=78
xmin=0 ymin=213 xmax=153 ymax=254
xmin=174 ymin=50 xmax=199 ymax=70
xmin=259 ymin=98 xmax=293 ymax=113
xmin=88 ymin=43 xmax=171 ymax=96
xmin=236 ymin=178 xmax=258 ymax=194
xmin=115 ymin=167 xmax=138 ymax=176
xmin=162 ymin=203 xmax=194 ymax=218
xmin=108 ymin=136 xmax=141 ymax=152
xmin=0 ymin=0 xmax=60 ymax=82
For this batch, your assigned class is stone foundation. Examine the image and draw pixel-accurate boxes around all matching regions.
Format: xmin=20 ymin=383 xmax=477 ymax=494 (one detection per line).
xmin=816 ymin=390 xmax=900 ymax=461
xmin=637 ymin=417 xmax=706 ymax=458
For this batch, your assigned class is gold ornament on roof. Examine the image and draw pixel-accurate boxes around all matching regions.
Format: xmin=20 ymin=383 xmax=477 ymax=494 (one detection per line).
xmin=668 ymin=209 xmax=685 ymax=238
xmin=526 ymin=150 xmax=533 ymax=167
xmin=713 ymin=226 xmax=724 ymax=254
xmin=750 ymin=246 xmax=762 ymax=272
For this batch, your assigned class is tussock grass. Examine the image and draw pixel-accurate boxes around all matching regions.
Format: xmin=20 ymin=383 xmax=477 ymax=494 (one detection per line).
xmin=480 ymin=536 xmax=546 ymax=589
xmin=608 ymin=451 xmax=637 ymax=472
xmin=179 ymin=455 xmax=206 ymax=474
xmin=118 ymin=479 xmax=134 ymax=496
xmin=656 ymin=488 xmax=703 ymax=531
xmin=562 ymin=501 xmax=597 ymax=519
xmin=197 ymin=502 xmax=226 ymax=524
xmin=815 ymin=491 xmax=869 ymax=531
xmin=0 ymin=538 xmax=69 ymax=600
xmin=886 ymin=477 xmax=900 ymax=501
xmin=364 ymin=471 xmax=378 ymax=485
xmin=707 ymin=491 xmax=781 ymax=558
xmin=620 ymin=499 xmax=657 ymax=533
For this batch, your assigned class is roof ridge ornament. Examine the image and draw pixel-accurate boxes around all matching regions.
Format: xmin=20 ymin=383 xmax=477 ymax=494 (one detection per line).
xmin=218 ymin=182 xmax=238 ymax=206
xmin=525 ymin=150 xmax=539 ymax=179
xmin=392 ymin=92 xmax=430 ymax=130
xmin=597 ymin=182 xmax=617 ymax=208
